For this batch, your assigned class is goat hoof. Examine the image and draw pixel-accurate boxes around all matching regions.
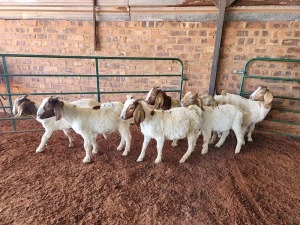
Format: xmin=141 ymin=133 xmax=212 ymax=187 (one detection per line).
xmin=248 ymin=138 xmax=253 ymax=142
xmin=215 ymin=144 xmax=221 ymax=148
xmin=235 ymin=150 xmax=241 ymax=154
xmin=83 ymin=157 xmax=91 ymax=164
xmin=201 ymin=150 xmax=208 ymax=155
xmin=179 ymin=158 xmax=186 ymax=163
xmin=122 ymin=151 xmax=129 ymax=156
xmin=36 ymin=148 xmax=44 ymax=153
xmin=92 ymin=150 xmax=98 ymax=155
xmin=136 ymin=158 xmax=143 ymax=162
xmin=154 ymin=159 xmax=162 ymax=164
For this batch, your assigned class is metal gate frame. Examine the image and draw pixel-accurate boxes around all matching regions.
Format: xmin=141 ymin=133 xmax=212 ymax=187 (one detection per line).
xmin=238 ymin=57 xmax=300 ymax=138
xmin=0 ymin=54 xmax=184 ymax=134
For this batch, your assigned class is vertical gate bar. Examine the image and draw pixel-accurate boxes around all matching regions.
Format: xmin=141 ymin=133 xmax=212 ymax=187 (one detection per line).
xmin=208 ymin=0 xmax=226 ymax=96
xmin=179 ymin=59 xmax=184 ymax=99
xmin=2 ymin=55 xmax=16 ymax=131
xmin=93 ymin=0 xmax=97 ymax=51
xmin=95 ymin=58 xmax=100 ymax=102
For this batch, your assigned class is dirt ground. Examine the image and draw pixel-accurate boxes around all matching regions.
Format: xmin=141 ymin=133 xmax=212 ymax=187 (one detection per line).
xmin=1 ymin=113 xmax=300 ymax=225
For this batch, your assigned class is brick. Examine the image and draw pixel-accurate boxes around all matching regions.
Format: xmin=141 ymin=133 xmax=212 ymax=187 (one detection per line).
xmin=202 ymin=21 xmax=216 ymax=28
xmin=269 ymin=22 xmax=289 ymax=29
xmin=245 ymin=22 xmax=266 ymax=29
xmin=282 ymin=39 xmax=300 ymax=46
xmin=177 ymin=37 xmax=192 ymax=44
xmin=238 ymin=38 xmax=245 ymax=45
xmin=287 ymin=47 xmax=300 ymax=54
xmin=262 ymin=31 xmax=269 ymax=37
xmin=236 ymin=31 xmax=248 ymax=36
xmin=188 ymin=30 xmax=198 ymax=36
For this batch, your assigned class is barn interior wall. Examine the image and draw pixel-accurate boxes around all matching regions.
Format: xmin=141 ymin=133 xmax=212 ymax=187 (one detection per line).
xmin=0 ymin=19 xmax=299 ymax=134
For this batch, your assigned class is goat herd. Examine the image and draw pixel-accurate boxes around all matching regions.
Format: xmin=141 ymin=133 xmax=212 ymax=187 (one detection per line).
xmin=12 ymin=86 xmax=273 ymax=164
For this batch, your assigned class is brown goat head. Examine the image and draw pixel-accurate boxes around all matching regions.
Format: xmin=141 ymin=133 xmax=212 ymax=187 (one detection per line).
xmin=38 ymin=97 xmax=64 ymax=121
xmin=14 ymin=95 xmax=37 ymax=117
xmin=145 ymin=87 xmax=160 ymax=105
xmin=154 ymin=91 xmax=171 ymax=110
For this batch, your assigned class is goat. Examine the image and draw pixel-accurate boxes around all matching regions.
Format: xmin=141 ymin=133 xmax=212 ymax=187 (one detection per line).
xmin=181 ymin=91 xmax=246 ymax=154
xmin=13 ymin=95 xmax=101 ymax=153
xmin=214 ymin=86 xmax=273 ymax=142
xmin=120 ymin=98 xmax=202 ymax=163
xmin=37 ymin=97 xmax=131 ymax=163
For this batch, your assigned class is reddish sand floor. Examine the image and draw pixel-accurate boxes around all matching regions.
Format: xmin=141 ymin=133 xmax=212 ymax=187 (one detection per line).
xmin=1 ymin=113 xmax=300 ymax=224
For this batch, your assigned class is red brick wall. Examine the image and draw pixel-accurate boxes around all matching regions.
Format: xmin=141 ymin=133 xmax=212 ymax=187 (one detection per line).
xmin=0 ymin=19 xmax=299 ymax=134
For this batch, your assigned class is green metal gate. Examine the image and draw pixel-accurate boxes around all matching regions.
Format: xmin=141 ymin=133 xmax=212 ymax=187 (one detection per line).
xmin=0 ymin=54 xmax=184 ymax=134
xmin=238 ymin=57 xmax=300 ymax=138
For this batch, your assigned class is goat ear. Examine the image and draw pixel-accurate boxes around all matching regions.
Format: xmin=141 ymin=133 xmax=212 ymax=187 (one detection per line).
xmin=133 ymin=103 xmax=145 ymax=126
xmin=221 ymin=90 xmax=227 ymax=96
xmin=264 ymin=91 xmax=273 ymax=105
xmin=14 ymin=106 xmax=23 ymax=117
xmin=198 ymin=98 xmax=205 ymax=111
xmin=53 ymin=100 xmax=64 ymax=121
xmin=154 ymin=94 xmax=164 ymax=109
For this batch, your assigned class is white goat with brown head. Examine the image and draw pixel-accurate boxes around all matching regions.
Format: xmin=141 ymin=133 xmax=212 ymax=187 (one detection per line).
xmin=214 ymin=86 xmax=273 ymax=142
xmin=37 ymin=97 xmax=131 ymax=163
xmin=181 ymin=91 xmax=246 ymax=154
xmin=13 ymin=95 xmax=101 ymax=153
xmin=120 ymin=98 xmax=202 ymax=163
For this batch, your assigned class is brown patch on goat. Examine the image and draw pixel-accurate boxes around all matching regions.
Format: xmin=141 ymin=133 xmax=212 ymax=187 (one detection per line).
xmin=123 ymin=102 xmax=136 ymax=120
xmin=263 ymin=91 xmax=273 ymax=108
xmin=154 ymin=91 xmax=171 ymax=110
xmin=133 ymin=103 xmax=145 ymax=126
xmin=93 ymin=105 xmax=101 ymax=110
xmin=39 ymin=97 xmax=64 ymax=121
xmin=14 ymin=95 xmax=37 ymax=117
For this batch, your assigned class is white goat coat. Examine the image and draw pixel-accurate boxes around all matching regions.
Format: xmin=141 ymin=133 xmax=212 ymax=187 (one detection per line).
xmin=36 ymin=98 xmax=100 ymax=130
xmin=139 ymin=102 xmax=201 ymax=141
xmin=214 ymin=93 xmax=270 ymax=124
xmin=197 ymin=104 xmax=245 ymax=154
xmin=47 ymin=101 xmax=131 ymax=163
xmin=62 ymin=102 xmax=125 ymax=136
xmin=121 ymin=100 xmax=202 ymax=163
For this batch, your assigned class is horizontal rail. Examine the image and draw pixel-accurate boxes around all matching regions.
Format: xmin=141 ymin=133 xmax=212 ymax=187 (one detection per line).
xmin=1 ymin=89 xmax=181 ymax=97
xmin=257 ymin=128 xmax=300 ymax=139
xmin=264 ymin=118 xmax=300 ymax=126
xmin=242 ymin=75 xmax=300 ymax=82
xmin=3 ymin=74 xmax=182 ymax=77
xmin=271 ymin=108 xmax=300 ymax=114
